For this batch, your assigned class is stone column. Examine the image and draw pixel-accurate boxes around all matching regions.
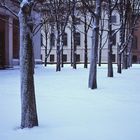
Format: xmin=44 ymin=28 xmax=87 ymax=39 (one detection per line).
xmin=33 ymin=12 xmax=42 ymax=64
xmin=5 ymin=16 xmax=13 ymax=68
xmin=33 ymin=29 xmax=41 ymax=63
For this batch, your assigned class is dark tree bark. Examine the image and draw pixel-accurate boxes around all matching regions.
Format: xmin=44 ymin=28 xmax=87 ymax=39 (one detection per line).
xmin=98 ymin=45 xmax=102 ymax=66
xmin=107 ymin=0 xmax=113 ymax=77
xmin=117 ymin=0 xmax=125 ymax=73
xmin=71 ymin=0 xmax=77 ymax=69
xmin=70 ymin=26 xmax=73 ymax=66
xmin=117 ymin=43 xmax=122 ymax=73
xmin=47 ymin=0 xmax=70 ymax=71
xmin=88 ymin=0 xmax=101 ymax=89
xmin=84 ymin=13 xmax=88 ymax=68
xmin=19 ymin=1 xmax=38 ymax=129
xmin=117 ymin=0 xmax=137 ymax=72
xmin=98 ymin=8 xmax=105 ymax=67
xmin=61 ymin=29 xmax=64 ymax=68
xmin=56 ymin=24 xmax=61 ymax=71
xmin=98 ymin=28 xmax=103 ymax=67
xmin=61 ymin=44 xmax=64 ymax=68
xmin=123 ymin=0 xmax=133 ymax=69
xmin=44 ymin=24 xmax=48 ymax=67
xmin=88 ymin=25 xmax=98 ymax=89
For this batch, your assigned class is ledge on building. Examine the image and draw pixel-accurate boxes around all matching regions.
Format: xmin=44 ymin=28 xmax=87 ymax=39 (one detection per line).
xmin=13 ymin=59 xmax=43 ymax=66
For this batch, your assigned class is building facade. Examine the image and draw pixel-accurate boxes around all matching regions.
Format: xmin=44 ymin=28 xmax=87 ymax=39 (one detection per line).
xmin=41 ymin=8 xmax=140 ymax=65
xmin=41 ymin=9 xmax=120 ymax=64
xmin=0 ymin=1 xmax=41 ymax=69
xmin=132 ymin=16 xmax=140 ymax=63
xmin=0 ymin=11 xmax=17 ymax=68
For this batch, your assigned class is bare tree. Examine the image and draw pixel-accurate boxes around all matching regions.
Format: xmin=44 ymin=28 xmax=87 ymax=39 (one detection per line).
xmin=98 ymin=5 xmax=106 ymax=67
xmin=117 ymin=0 xmax=140 ymax=73
xmin=70 ymin=0 xmax=79 ymax=69
xmin=46 ymin=0 xmax=71 ymax=71
xmin=18 ymin=0 xmax=41 ymax=128
xmin=82 ymin=8 xmax=92 ymax=68
xmin=0 ymin=0 xmax=45 ymax=129
xmin=107 ymin=0 xmax=114 ymax=77
xmin=81 ymin=0 xmax=102 ymax=89
xmin=117 ymin=0 xmax=124 ymax=73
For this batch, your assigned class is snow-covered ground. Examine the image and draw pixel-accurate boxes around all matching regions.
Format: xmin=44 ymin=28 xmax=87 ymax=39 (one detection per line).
xmin=0 ymin=64 xmax=140 ymax=140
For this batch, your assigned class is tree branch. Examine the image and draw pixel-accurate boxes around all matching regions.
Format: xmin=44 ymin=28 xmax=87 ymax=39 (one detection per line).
xmin=0 ymin=3 xmax=18 ymax=18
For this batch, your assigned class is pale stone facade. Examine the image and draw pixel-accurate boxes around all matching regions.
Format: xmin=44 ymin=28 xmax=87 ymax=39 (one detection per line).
xmin=41 ymin=10 xmax=120 ymax=64
xmin=132 ymin=16 xmax=140 ymax=63
xmin=0 ymin=1 xmax=41 ymax=68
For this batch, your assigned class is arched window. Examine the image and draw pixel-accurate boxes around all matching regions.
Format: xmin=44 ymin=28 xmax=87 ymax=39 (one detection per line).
xmin=132 ymin=36 xmax=137 ymax=49
xmin=75 ymin=32 xmax=80 ymax=46
xmin=50 ymin=33 xmax=55 ymax=47
xmin=111 ymin=30 xmax=116 ymax=46
xmin=62 ymin=33 xmax=68 ymax=46
xmin=111 ymin=15 xmax=116 ymax=23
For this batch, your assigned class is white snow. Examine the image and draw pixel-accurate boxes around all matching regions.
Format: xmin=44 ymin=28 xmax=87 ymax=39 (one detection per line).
xmin=20 ymin=0 xmax=29 ymax=8
xmin=0 ymin=64 xmax=140 ymax=140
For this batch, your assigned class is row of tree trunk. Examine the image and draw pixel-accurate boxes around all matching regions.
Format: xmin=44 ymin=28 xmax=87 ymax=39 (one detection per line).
xmin=3 ymin=0 xmax=139 ymax=129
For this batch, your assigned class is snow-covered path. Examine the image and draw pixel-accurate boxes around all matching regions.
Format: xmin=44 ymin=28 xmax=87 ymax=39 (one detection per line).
xmin=0 ymin=64 xmax=140 ymax=140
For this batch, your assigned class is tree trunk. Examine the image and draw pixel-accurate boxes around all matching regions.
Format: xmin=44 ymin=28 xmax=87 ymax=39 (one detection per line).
xmin=88 ymin=27 xmax=98 ymax=89
xmin=88 ymin=0 xmax=101 ymax=89
xmin=61 ymin=46 xmax=64 ymax=68
xmin=61 ymin=25 xmax=64 ymax=68
xmin=44 ymin=25 xmax=48 ymax=67
xmin=56 ymin=25 xmax=61 ymax=71
xmin=117 ymin=43 xmax=122 ymax=73
xmin=122 ymin=51 xmax=128 ymax=69
xmin=117 ymin=1 xmax=123 ymax=73
xmin=71 ymin=26 xmax=73 ymax=66
xmin=72 ymin=0 xmax=77 ymax=69
xmin=19 ymin=2 xmax=38 ymax=129
xmin=107 ymin=0 xmax=113 ymax=77
xmin=98 ymin=41 xmax=102 ymax=66
xmin=84 ymin=14 xmax=88 ymax=68
xmin=98 ymin=7 xmax=104 ymax=67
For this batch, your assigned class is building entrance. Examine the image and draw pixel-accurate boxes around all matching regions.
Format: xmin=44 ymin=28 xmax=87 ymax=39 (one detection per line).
xmin=0 ymin=31 xmax=5 ymax=68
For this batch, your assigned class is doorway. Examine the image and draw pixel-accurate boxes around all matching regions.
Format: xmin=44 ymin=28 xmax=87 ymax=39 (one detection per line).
xmin=0 ymin=31 xmax=5 ymax=68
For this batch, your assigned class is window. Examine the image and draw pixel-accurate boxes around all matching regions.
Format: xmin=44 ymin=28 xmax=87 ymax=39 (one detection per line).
xmin=41 ymin=54 xmax=43 ymax=60
xmin=62 ymin=33 xmax=68 ymax=46
xmin=50 ymin=54 xmax=55 ymax=62
xmin=111 ymin=30 xmax=116 ymax=46
xmin=132 ymin=55 xmax=137 ymax=63
xmin=111 ymin=15 xmax=116 ymax=23
xmin=112 ymin=54 xmax=116 ymax=62
xmin=41 ymin=34 xmax=43 ymax=47
xmin=63 ymin=54 xmax=67 ymax=62
xmin=13 ymin=19 xmax=19 ymax=59
xmin=0 ymin=31 xmax=5 ymax=67
xmin=74 ymin=17 xmax=81 ymax=25
xmin=50 ymin=33 xmax=55 ymax=47
xmin=75 ymin=32 xmax=80 ymax=46
xmin=132 ymin=36 xmax=137 ymax=49
xmin=76 ymin=54 xmax=80 ymax=62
